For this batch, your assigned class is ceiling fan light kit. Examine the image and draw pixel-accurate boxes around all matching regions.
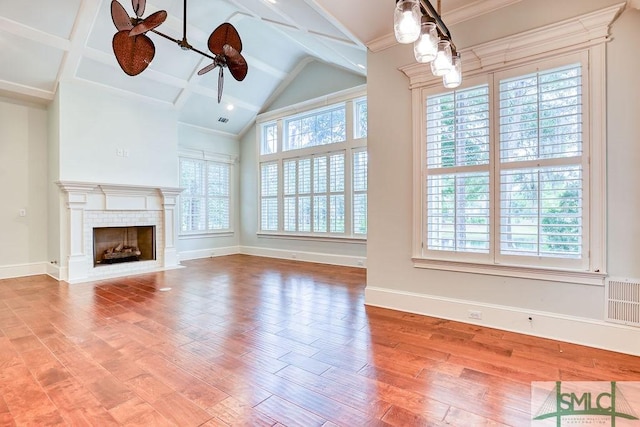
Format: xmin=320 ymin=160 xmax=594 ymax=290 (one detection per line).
xmin=394 ymin=0 xmax=462 ymax=88
xmin=110 ymin=0 xmax=248 ymax=103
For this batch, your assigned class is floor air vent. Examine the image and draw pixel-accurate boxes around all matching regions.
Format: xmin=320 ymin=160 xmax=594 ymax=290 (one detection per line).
xmin=605 ymin=278 xmax=640 ymax=327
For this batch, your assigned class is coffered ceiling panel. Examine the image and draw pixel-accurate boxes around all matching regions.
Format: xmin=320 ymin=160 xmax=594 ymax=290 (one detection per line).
xmin=77 ymin=57 xmax=182 ymax=103
xmin=0 ymin=33 xmax=65 ymax=91
xmin=0 ymin=0 xmax=80 ymax=39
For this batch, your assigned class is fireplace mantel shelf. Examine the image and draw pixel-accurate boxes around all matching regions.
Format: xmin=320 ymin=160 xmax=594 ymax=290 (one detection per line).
xmin=56 ymin=181 xmax=183 ymax=197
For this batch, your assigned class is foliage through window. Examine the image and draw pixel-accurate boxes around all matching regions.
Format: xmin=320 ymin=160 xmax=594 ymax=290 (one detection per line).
xmin=284 ymin=106 xmax=346 ymax=151
xmin=258 ymin=94 xmax=367 ymax=238
xmin=179 ymin=158 xmax=231 ymax=233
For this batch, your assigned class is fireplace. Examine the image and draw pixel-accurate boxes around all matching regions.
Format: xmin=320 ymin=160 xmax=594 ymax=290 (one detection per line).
xmin=93 ymin=226 xmax=156 ymax=266
xmin=56 ymin=182 xmax=183 ymax=284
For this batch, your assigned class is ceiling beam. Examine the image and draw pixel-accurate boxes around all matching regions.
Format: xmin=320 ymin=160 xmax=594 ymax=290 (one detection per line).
xmin=0 ymin=16 xmax=70 ymax=51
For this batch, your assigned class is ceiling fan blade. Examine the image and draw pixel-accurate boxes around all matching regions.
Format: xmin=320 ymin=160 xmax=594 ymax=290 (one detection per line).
xmin=207 ymin=23 xmax=242 ymax=55
xmin=132 ymin=0 xmax=146 ymax=18
xmin=113 ymin=30 xmax=155 ymax=76
xmin=129 ymin=10 xmax=167 ymax=36
xmin=197 ymin=62 xmax=218 ymax=76
xmin=218 ymin=67 xmax=224 ymax=103
xmin=111 ymin=0 xmax=133 ymax=31
xmin=223 ymin=44 xmax=248 ymax=82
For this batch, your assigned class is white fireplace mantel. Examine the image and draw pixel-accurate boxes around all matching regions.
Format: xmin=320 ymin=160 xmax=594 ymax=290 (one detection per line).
xmin=56 ymin=181 xmax=184 ymax=283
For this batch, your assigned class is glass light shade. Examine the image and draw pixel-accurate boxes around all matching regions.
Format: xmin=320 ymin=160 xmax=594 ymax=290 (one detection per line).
xmin=431 ymin=40 xmax=453 ymax=76
xmin=394 ymin=0 xmax=421 ymax=44
xmin=413 ymin=19 xmax=438 ymax=63
xmin=443 ymin=54 xmax=462 ymax=88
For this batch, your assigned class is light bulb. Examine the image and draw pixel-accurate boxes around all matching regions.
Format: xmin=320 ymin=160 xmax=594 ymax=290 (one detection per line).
xmin=414 ymin=18 xmax=438 ymax=63
xmin=394 ymin=0 xmax=421 ymax=44
xmin=443 ymin=54 xmax=462 ymax=88
xmin=431 ymin=40 xmax=453 ymax=76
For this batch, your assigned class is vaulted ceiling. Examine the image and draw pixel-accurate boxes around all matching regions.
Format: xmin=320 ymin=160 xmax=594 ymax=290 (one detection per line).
xmin=0 ymin=0 xmax=521 ymax=135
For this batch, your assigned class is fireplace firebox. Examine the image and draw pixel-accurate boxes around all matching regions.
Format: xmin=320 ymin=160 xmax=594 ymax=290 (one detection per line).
xmin=93 ymin=226 xmax=156 ymax=266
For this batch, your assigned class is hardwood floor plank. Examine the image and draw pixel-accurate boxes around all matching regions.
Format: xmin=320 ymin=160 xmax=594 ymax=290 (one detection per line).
xmin=207 ymin=396 xmax=277 ymax=426
xmin=152 ymin=391 xmax=214 ymax=426
xmin=0 ymin=256 xmax=639 ymax=426
xmin=108 ymin=396 xmax=176 ymax=426
xmin=253 ymin=394 xmax=327 ymax=427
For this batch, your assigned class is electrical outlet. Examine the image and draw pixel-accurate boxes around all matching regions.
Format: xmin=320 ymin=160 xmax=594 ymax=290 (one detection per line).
xmin=291 ymin=253 xmax=297 ymax=259
xmin=468 ymin=310 xmax=482 ymax=320
xmin=357 ymin=259 xmax=364 ymax=266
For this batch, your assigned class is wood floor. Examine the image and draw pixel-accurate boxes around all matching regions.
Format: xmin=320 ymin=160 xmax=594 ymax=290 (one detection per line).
xmin=0 ymin=255 xmax=639 ymax=426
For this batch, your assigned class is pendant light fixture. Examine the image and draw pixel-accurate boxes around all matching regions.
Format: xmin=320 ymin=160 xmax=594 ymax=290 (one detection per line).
xmin=393 ymin=0 xmax=421 ymax=44
xmin=443 ymin=53 xmax=462 ymax=88
xmin=394 ymin=0 xmax=462 ymax=88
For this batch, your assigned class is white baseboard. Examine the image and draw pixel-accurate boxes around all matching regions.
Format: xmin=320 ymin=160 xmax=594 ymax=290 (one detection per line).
xmin=240 ymin=246 xmax=366 ymax=268
xmin=46 ymin=263 xmax=62 ymax=281
xmin=0 ymin=262 xmax=47 ymax=280
xmin=178 ymin=246 xmax=240 ymax=261
xmin=365 ymin=287 xmax=640 ymax=357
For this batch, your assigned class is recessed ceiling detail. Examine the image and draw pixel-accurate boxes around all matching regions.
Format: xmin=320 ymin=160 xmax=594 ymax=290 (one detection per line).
xmin=0 ymin=0 xmax=511 ymax=134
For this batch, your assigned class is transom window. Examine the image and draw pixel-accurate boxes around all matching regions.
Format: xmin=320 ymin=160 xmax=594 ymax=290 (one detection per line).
xmin=258 ymin=91 xmax=367 ymax=238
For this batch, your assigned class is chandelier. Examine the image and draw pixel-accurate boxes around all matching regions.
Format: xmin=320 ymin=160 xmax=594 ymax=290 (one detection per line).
xmin=393 ymin=0 xmax=462 ymax=88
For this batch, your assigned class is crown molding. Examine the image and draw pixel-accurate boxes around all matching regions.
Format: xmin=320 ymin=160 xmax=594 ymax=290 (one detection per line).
xmin=400 ymin=2 xmax=625 ymax=88
xmin=367 ymin=0 xmax=524 ymax=53
xmin=446 ymin=0 xmax=523 ymax=26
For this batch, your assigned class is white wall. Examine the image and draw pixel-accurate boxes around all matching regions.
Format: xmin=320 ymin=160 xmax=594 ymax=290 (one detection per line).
xmin=365 ymin=0 xmax=640 ymax=355
xmin=239 ymin=60 xmax=368 ymax=266
xmin=0 ymin=98 xmax=49 ymax=278
xmin=177 ymin=123 xmax=241 ymax=260
xmin=58 ymin=82 xmax=179 ymax=188
xmin=265 ymin=60 xmax=367 ymax=112
xmin=47 ymin=90 xmax=62 ymax=275
xmin=606 ymin=6 xmax=640 ymax=279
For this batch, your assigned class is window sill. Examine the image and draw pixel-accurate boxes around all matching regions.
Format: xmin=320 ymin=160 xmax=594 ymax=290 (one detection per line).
xmin=412 ymin=257 xmax=606 ymax=286
xmin=179 ymin=231 xmax=234 ymax=240
xmin=257 ymin=232 xmax=366 ymax=244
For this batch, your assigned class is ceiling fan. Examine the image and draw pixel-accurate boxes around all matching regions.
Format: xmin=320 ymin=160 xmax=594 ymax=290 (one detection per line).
xmin=110 ymin=0 xmax=248 ymax=103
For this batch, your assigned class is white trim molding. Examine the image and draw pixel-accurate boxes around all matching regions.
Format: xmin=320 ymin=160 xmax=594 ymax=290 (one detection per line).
xmin=240 ymin=246 xmax=366 ymax=269
xmin=0 ymin=262 xmax=47 ymax=280
xmin=365 ymin=287 xmax=640 ymax=357
xmin=400 ymin=3 xmax=625 ymax=88
xmin=367 ymin=0 xmax=524 ymax=53
xmin=179 ymin=246 xmax=240 ymax=261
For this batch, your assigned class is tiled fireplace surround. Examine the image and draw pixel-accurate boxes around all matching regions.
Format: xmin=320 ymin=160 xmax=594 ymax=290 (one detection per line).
xmin=57 ymin=182 xmax=182 ymax=284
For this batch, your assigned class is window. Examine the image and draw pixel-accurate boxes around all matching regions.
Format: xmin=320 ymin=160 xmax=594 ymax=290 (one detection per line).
xmin=498 ymin=64 xmax=583 ymax=262
xmin=353 ymin=149 xmax=368 ymax=235
xmin=257 ymin=90 xmax=367 ymax=238
xmin=284 ymin=106 xmax=346 ymax=151
xmin=420 ymin=53 xmax=597 ymax=275
xmin=354 ymin=97 xmax=368 ymax=139
xmin=179 ymin=157 xmax=231 ymax=234
xmin=262 ymin=122 xmax=278 ymax=155
xmin=426 ymin=85 xmax=490 ymax=254
xmin=407 ymin=6 xmax=613 ymax=283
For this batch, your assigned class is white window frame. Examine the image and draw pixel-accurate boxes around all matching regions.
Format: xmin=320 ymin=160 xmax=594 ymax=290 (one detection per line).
xmin=178 ymin=149 xmax=235 ymax=238
xmin=401 ymin=5 xmax=621 ymax=285
xmin=256 ymin=86 xmax=367 ymax=241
